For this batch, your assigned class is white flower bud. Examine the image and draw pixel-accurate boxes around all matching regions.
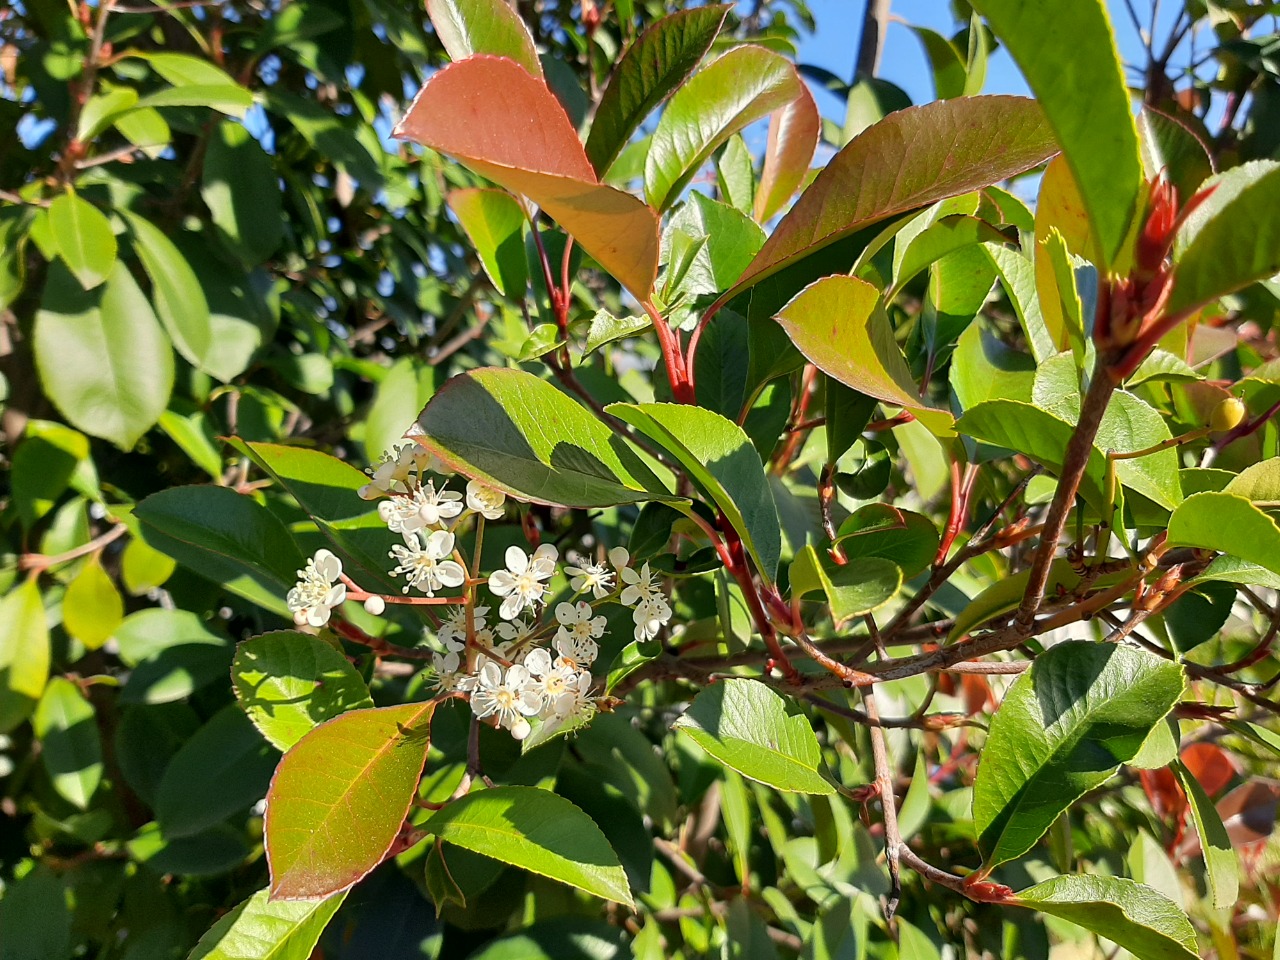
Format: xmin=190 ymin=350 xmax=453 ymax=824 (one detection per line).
xmin=363 ymin=595 xmax=386 ymax=616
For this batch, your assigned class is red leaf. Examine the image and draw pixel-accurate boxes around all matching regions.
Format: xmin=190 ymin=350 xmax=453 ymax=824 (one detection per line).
xmin=395 ymin=56 xmax=659 ymax=301
xmin=722 ymin=95 xmax=1058 ymax=304
xmin=754 ymin=86 xmax=820 ymax=223
xmin=1180 ymin=742 xmax=1238 ymax=798
xmin=265 ymin=700 xmax=435 ymax=900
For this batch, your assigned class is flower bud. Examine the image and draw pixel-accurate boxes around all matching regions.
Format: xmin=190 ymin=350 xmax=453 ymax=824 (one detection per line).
xmin=363 ymin=595 xmax=386 ymax=616
xmin=1209 ymin=397 xmax=1246 ymax=433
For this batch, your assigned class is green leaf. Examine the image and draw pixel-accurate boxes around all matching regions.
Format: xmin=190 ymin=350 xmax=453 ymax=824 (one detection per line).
xmin=1167 ymin=160 xmax=1280 ymax=315
xmin=716 ymin=133 xmax=754 ymax=215
xmin=889 ymin=214 xmax=1007 ymax=299
xmin=416 ymin=367 xmax=674 ymax=508
xmin=33 ymin=677 xmax=102 ymax=809
xmin=157 ymin=704 xmax=279 ymax=838
xmin=583 ymin=310 xmax=650 ymax=356
xmin=34 ymin=261 xmax=174 ymax=450
xmin=233 ymin=632 xmax=374 ymax=751
xmin=948 ymin=560 xmax=1113 ymax=642
xmin=789 ymin=545 xmax=902 ymax=622
xmin=134 ymin=83 xmax=253 ymax=116
xmin=47 ymin=193 xmax=116 ymax=290
xmin=159 ymin=408 xmax=224 ymax=479
xmin=973 ymin=642 xmax=1184 ymax=869
xmin=187 ymin=887 xmax=346 ymax=960
xmin=62 ymin=556 xmax=123 ymax=650
xmin=425 ymin=0 xmax=543 ymax=77
xmin=723 ymin=96 xmax=1056 ymax=303
xmin=950 ymin=321 xmax=1035 ymax=411
xmin=1138 ymin=107 xmax=1212 ymax=205
xmin=202 ymin=121 xmax=283 ymax=266
xmin=644 ymin=45 xmax=803 ymax=211
xmin=139 ymin=51 xmax=242 ymax=87
xmin=122 ymin=211 xmax=213 ymax=372
xmin=77 ymin=87 xmax=139 ymax=140
xmin=121 ymin=536 xmax=178 ymax=595
xmin=673 ymin=678 xmax=834 ymax=795
xmin=1013 ymin=875 xmax=1199 ymax=960
xmin=910 ymin=26 xmax=967 ymax=100
xmin=447 ymin=188 xmax=528 ymax=299
xmin=958 ymin=395 xmax=1181 ymax=512
xmin=135 ymin=484 xmax=304 ymax=615
xmin=1168 ymin=492 xmax=1280 ymax=577
xmin=267 ymin=701 xmax=435 ymax=899
xmin=424 ymin=785 xmax=633 ymax=907
xmin=122 ymin=643 xmax=232 ymax=706
xmin=774 ymin=275 xmax=954 ymax=436
xmin=224 ymin=439 xmax=404 ymax=596
xmin=606 ymin=402 xmax=780 ymax=581
xmin=834 ymin=504 xmax=939 ymax=579
xmin=586 ymin=4 xmax=729 ymax=175
xmin=984 ymin=243 xmax=1055 ymax=363
xmin=969 ymin=0 xmax=1141 ymax=268
xmin=1172 ymin=760 xmax=1238 ymax=910
xmin=516 ymin=323 xmax=564 ymax=362
xmin=604 ymin=639 xmax=662 ymax=696
xmin=364 ymin=358 xmax=438 ymax=464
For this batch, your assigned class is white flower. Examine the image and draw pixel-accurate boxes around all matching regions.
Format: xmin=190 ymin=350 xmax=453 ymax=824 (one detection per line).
xmin=466 ymin=480 xmax=507 ymax=520
xmin=632 ymin=594 xmax=672 ymax=642
xmin=378 ymin=493 xmax=425 ymax=535
xmin=360 ymin=442 xmax=429 ymax=499
xmin=429 ymin=649 xmax=473 ymax=694
xmin=493 ymin=618 xmax=535 ymax=646
xmin=522 ymin=648 xmax=587 ymax=718
xmin=488 ymin=543 xmax=559 ymax=620
xmin=470 ymin=663 xmax=541 ymax=735
xmin=416 ymin=479 xmax=463 ymax=527
xmin=565 ymin=558 xmax=614 ymax=599
xmin=553 ymin=601 xmax=604 ymax=667
xmin=619 ymin=561 xmax=661 ymax=607
xmin=287 ymin=549 xmax=346 ymax=628
xmin=438 ymin=605 xmax=488 ymax=648
xmin=389 ymin=530 xmax=466 ymax=596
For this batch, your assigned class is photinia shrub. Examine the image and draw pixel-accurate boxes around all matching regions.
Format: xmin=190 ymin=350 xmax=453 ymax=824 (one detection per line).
xmin=5 ymin=0 xmax=1280 ymax=957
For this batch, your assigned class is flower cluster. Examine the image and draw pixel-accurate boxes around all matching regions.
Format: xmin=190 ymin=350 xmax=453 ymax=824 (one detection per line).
xmin=282 ymin=441 xmax=679 ymax=740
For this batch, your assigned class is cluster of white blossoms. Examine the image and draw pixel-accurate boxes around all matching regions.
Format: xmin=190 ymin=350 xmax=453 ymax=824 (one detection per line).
xmin=283 ymin=441 xmax=677 ymax=740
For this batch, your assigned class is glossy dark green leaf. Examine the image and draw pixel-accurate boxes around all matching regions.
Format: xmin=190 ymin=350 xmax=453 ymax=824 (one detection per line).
xmin=674 ymin=679 xmax=833 ymax=794
xmin=156 ymin=705 xmax=279 ymax=839
xmin=1013 ymin=875 xmax=1198 ymax=960
xmin=34 ymin=261 xmax=174 ymax=450
xmin=122 ymin=210 xmax=213 ymax=372
xmin=425 ymin=786 xmax=633 ymax=906
xmin=789 ymin=545 xmax=902 ymax=621
xmin=416 ymin=368 xmax=675 ymax=508
xmin=969 ymin=0 xmax=1141 ymax=268
xmin=644 ymin=44 xmax=803 ymax=211
xmin=202 ymin=121 xmax=283 ymax=266
xmin=586 ymin=5 xmax=729 ymax=175
xmin=135 ymin=484 xmax=304 ymax=615
xmin=233 ymin=631 xmax=373 ymax=751
xmin=267 ymin=701 xmax=435 ymax=899
xmin=47 ymin=193 xmax=116 ymax=290
xmin=974 ymin=642 xmax=1184 ymax=869
xmin=607 ymin=402 xmax=780 ymax=581
xmin=834 ymin=503 xmax=939 ymax=579
xmin=33 ymin=677 xmax=102 ymax=809
xmin=723 ymin=96 xmax=1056 ymax=303
xmin=425 ymin=0 xmax=542 ymax=77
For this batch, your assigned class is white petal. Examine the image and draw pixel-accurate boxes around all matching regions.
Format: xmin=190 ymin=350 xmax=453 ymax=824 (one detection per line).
xmin=500 ymin=593 xmax=524 ymax=620
xmin=314 ymin=550 xmax=342 ymax=581
xmin=524 ymin=648 xmax=553 ymax=676
xmin=436 ymin=561 xmax=466 ymax=588
xmin=555 ymin=602 xmax=577 ymax=625
xmin=533 ymin=543 xmax=559 ymax=564
xmin=505 ymin=545 xmax=529 ymax=574
xmin=608 ymin=546 xmax=630 ymax=569
xmin=488 ymin=570 xmax=515 ymax=595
